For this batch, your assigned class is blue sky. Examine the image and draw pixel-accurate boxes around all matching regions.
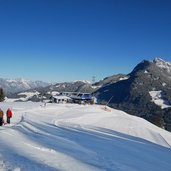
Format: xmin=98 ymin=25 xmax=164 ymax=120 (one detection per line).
xmin=0 ymin=0 xmax=171 ymax=82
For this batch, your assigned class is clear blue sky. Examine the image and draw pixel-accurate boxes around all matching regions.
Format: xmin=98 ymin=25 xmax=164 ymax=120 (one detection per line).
xmin=0 ymin=0 xmax=171 ymax=82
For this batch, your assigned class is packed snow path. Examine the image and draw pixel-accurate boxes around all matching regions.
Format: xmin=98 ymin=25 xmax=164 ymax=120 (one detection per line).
xmin=0 ymin=102 xmax=171 ymax=171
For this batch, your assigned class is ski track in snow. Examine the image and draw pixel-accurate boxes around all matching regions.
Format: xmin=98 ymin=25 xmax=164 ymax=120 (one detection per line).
xmin=0 ymin=102 xmax=171 ymax=171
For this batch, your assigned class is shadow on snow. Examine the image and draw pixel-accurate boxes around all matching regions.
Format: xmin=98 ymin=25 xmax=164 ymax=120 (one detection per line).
xmin=12 ymin=120 xmax=171 ymax=171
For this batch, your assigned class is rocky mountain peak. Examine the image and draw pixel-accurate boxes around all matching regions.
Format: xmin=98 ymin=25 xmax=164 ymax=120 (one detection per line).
xmin=153 ymin=58 xmax=171 ymax=73
xmin=129 ymin=60 xmax=151 ymax=76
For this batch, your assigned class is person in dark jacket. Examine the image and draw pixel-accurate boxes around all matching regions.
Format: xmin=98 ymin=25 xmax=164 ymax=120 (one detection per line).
xmin=0 ymin=108 xmax=4 ymax=126
xmin=6 ymin=108 xmax=12 ymax=124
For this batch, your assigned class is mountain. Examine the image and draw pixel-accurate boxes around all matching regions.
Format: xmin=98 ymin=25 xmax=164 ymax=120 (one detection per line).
xmin=6 ymin=80 xmax=97 ymax=102
xmin=4 ymin=58 xmax=171 ymax=131
xmin=94 ymin=58 xmax=171 ymax=131
xmin=93 ymin=74 xmax=129 ymax=87
xmin=44 ymin=81 xmax=96 ymax=93
xmin=0 ymin=78 xmax=50 ymax=96
xmin=7 ymin=76 xmax=130 ymax=102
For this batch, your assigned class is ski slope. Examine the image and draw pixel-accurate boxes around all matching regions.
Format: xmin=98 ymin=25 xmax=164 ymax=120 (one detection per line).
xmin=0 ymin=102 xmax=171 ymax=171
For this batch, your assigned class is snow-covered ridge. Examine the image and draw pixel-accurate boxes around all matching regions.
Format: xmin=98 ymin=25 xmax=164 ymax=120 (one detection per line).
xmin=119 ymin=76 xmax=129 ymax=81
xmin=153 ymin=58 xmax=171 ymax=73
xmin=91 ymin=85 xmax=102 ymax=89
xmin=74 ymin=80 xmax=91 ymax=84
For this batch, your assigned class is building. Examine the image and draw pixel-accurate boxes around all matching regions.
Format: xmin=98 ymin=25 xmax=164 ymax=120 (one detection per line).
xmin=51 ymin=95 xmax=72 ymax=104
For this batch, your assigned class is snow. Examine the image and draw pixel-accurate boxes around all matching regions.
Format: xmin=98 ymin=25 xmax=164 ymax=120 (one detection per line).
xmin=154 ymin=58 xmax=171 ymax=73
xmin=18 ymin=91 xmax=40 ymax=97
xmin=4 ymin=97 xmax=20 ymax=103
xmin=91 ymin=85 xmax=101 ymax=89
xmin=52 ymin=95 xmax=71 ymax=100
xmin=47 ymin=91 xmax=59 ymax=96
xmin=5 ymin=92 xmax=40 ymax=102
xmin=162 ymin=83 xmax=167 ymax=86
xmin=0 ymin=102 xmax=171 ymax=171
xmin=74 ymin=80 xmax=91 ymax=84
xmin=16 ymin=91 xmax=40 ymax=101
xmin=6 ymin=79 xmax=18 ymax=83
xmin=149 ymin=90 xmax=171 ymax=109
xmin=119 ymin=76 xmax=129 ymax=80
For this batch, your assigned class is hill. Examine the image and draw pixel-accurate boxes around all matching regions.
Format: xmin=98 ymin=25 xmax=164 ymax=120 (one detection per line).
xmin=0 ymin=102 xmax=171 ymax=170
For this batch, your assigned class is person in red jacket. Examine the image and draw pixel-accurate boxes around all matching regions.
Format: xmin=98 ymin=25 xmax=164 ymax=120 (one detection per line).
xmin=6 ymin=108 xmax=12 ymax=124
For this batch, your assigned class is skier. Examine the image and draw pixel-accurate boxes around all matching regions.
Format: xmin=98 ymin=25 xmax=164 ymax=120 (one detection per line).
xmin=0 ymin=108 xmax=4 ymax=126
xmin=6 ymin=108 xmax=12 ymax=124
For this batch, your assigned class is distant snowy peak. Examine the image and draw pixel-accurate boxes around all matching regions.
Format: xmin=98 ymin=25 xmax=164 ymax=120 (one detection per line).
xmin=153 ymin=58 xmax=171 ymax=73
xmin=153 ymin=57 xmax=168 ymax=64
xmin=73 ymin=80 xmax=91 ymax=84
xmin=0 ymin=78 xmax=50 ymax=95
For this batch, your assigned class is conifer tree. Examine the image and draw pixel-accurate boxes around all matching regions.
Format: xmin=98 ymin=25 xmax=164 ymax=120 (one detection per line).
xmin=0 ymin=88 xmax=5 ymax=102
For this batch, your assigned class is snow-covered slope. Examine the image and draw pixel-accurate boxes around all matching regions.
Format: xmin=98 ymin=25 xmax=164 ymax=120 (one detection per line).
xmin=0 ymin=102 xmax=171 ymax=171
xmin=5 ymin=91 xmax=41 ymax=102
xmin=149 ymin=90 xmax=171 ymax=109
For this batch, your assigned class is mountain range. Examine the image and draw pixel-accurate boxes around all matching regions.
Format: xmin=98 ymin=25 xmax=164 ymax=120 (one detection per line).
xmin=1 ymin=58 xmax=171 ymax=131
xmin=0 ymin=78 xmax=50 ymax=96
